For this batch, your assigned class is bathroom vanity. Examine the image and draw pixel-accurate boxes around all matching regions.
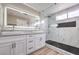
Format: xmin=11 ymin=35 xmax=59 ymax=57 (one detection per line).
xmin=0 ymin=31 xmax=46 ymax=55
xmin=0 ymin=4 xmax=46 ymax=55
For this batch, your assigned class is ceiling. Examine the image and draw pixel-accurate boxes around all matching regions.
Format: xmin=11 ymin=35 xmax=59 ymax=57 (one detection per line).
xmin=24 ymin=3 xmax=78 ymax=16
xmin=24 ymin=3 xmax=54 ymax=12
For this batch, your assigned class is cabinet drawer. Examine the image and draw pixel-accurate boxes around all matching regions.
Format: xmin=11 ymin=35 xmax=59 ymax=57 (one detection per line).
xmin=27 ymin=40 xmax=33 ymax=43
xmin=27 ymin=38 xmax=34 ymax=46
xmin=27 ymin=37 xmax=35 ymax=45
xmin=27 ymin=38 xmax=34 ymax=42
xmin=27 ymin=45 xmax=35 ymax=54
xmin=27 ymin=41 xmax=34 ymax=48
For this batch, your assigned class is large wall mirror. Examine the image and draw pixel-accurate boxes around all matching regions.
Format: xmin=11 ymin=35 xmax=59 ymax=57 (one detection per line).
xmin=4 ymin=7 xmax=40 ymax=30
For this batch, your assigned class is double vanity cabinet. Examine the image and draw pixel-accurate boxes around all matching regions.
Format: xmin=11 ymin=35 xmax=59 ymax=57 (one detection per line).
xmin=0 ymin=4 xmax=46 ymax=55
xmin=0 ymin=31 xmax=46 ymax=55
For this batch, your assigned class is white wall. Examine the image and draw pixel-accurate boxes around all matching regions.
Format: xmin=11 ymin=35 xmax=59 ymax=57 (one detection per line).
xmin=43 ymin=4 xmax=79 ymax=48
xmin=0 ymin=4 xmax=3 ymax=27
xmin=0 ymin=4 xmax=1 ymax=30
xmin=47 ymin=15 xmax=79 ymax=48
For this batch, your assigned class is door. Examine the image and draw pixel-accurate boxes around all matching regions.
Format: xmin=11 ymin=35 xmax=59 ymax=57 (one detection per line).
xmin=14 ymin=40 xmax=26 ymax=55
xmin=0 ymin=42 xmax=12 ymax=55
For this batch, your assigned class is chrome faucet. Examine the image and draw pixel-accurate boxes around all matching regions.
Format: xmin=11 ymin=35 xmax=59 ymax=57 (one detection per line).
xmin=8 ymin=24 xmax=16 ymax=31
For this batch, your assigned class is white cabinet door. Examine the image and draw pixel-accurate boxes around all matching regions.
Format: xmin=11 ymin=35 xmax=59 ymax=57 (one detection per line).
xmin=14 ymin=40 xmax=26 ymax=55
xmin=35 ymin=34 xmax=46 ymax=50
xmin=26 ymin=43 xmax=35 ymax=54
xmin=0 ymin=42 xmax=12 ymax=55
xmin=40 ymin=34 xmax=46 ymax=47
xmin=35 ymin=37 xmax=41 ymax=50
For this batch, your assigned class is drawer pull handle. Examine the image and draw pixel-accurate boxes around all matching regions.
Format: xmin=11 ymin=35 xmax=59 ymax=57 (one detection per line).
xmin=29 ymin=47 xmax=33 ymax=50
xmin=12 ymin=43 xmax=16 ymax=48
xmin=29 ymin=40 xmax=33 ymax=43
xmin=12 ymin=44 xmax=14 ymax=48
xmin=14 ymin=43 xmax=16 ymax=48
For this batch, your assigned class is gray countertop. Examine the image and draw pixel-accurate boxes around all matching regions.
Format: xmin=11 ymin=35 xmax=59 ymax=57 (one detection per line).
xmin=0 ymin=30 xmax=46 ymax=37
